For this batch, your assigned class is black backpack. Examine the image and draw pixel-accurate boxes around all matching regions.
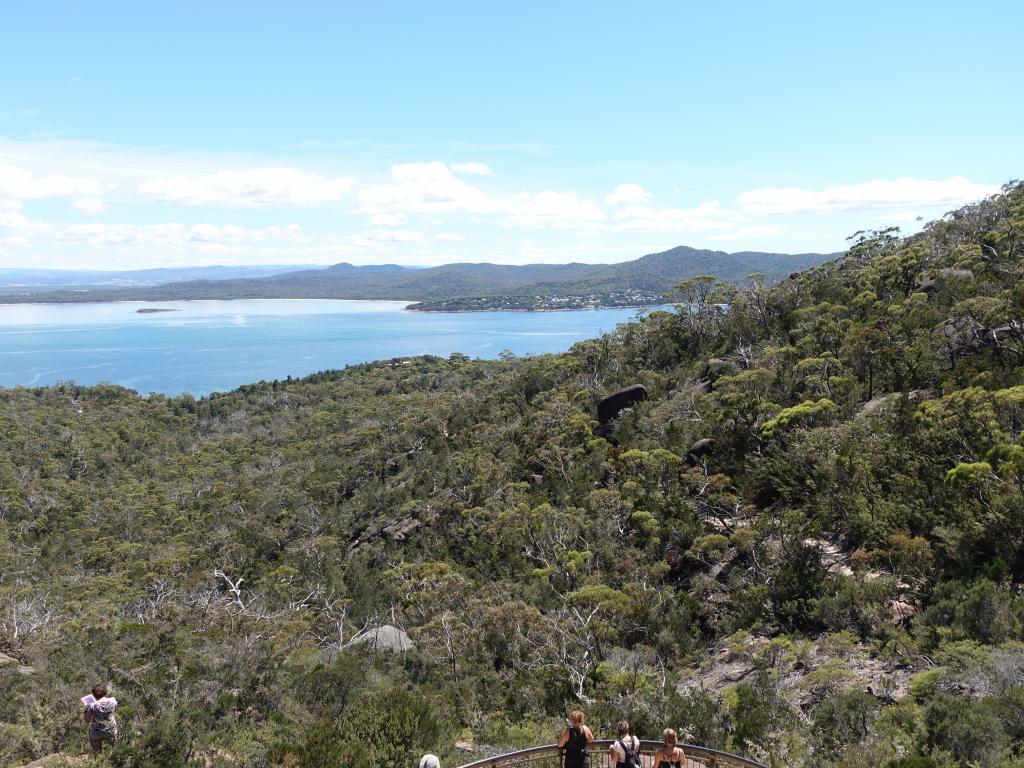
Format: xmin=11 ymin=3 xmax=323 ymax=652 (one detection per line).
xmin=617 ymin=738 xmax=641 ymax=768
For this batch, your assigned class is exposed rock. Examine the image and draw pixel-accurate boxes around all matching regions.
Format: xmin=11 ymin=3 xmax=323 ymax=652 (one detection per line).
xmin=381 ymin=517 xmax=421 ymax=541
xmin=702 ymin=358 xmax=739 ymax=380
xmin=692 ymin=377 xmax=713 ymax=395
xmin=685 ymin=438 xmax=715 ymax=466
xmin=887 ymin=599 xmax=918 ymax=624
xmin=859 ymin=389 xmax=935 ymax=418
xmin=914 ymin=276 xmax=938 ymax=293
xmin=14 ymin=755 xmax=89 ymax=768
xmin=528 ymin=474 xmax=543 ymax=486
xmin=802 ymin=538 xmax=853 ymax=577
xmin=935 ymin=316 xmax=1022 ymax=358
xmin=916 ymin=268 xmax=974 ymax=294
xmin=858 ymin=394 xmax=891 ymax=416
xmin=680 ymin=635 xmax=913 ymax=707
xmin=938 ymin=267 xmax=974 ymax=281
xmin=199 ymin=748 xmax=239 ymax=768
xmin=0 ymin=651 xmax=35 ymax=675
xmin=597 ymin=384 xmax=648 ymax=425
xmin=682 ymin=659 xmax=756 ymax=690
xmin=350 ymin=624 xmax=415 ymax=652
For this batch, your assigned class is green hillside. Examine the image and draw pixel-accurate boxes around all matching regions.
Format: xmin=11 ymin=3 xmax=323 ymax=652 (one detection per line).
xmin=0 ymin=246 xmax=835 ymax=305
xmin=2 ymin=183 xmax=1024 ymax=767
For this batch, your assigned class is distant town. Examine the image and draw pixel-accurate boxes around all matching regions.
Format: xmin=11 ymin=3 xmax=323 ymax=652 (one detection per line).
xmin=406 ymin=290 xmax=666 ymax=312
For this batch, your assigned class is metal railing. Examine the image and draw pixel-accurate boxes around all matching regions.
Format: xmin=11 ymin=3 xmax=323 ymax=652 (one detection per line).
xmin=457 ymin=740 xmax=767 ymax=768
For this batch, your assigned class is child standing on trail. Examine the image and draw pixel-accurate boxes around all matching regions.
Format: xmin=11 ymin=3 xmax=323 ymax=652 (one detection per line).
xmin=82 ymin=683 xmax=118 ymax=754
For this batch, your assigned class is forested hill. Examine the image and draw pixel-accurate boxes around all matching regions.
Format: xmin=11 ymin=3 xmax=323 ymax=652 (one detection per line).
xmin=2 ymin=184 xmax=1024 ymax=768
xmin=0 ymin=245 xmax=835 ymax=304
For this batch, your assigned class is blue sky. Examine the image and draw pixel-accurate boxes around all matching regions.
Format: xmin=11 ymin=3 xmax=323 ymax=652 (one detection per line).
xmin=0 ymin=1 xmax=1020 ymax=269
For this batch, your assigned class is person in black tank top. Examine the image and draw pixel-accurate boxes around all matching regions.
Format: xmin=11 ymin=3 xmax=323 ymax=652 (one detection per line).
xmin=558 ymin=710 xmax=594 ymax=768
xmin=653 ymin=728 xmax=686 ymax=768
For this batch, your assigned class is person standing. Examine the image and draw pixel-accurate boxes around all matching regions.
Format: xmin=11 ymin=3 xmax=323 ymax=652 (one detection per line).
xmin=652 ymin=728 xmax=685 ymax=768
xmin=83 ymin=683 xmax=118 ymax=754
xmin=558 ymin=710 xmax=594 ymax=768
xmin=609 ymin=720 xmax=641 ymax=768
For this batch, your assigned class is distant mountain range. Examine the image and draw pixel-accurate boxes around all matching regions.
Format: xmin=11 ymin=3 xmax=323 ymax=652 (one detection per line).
xmin=0 ymin=264 xmax=318 ymax=293
xmin=0 ymin=246 xmax=840 ymax=305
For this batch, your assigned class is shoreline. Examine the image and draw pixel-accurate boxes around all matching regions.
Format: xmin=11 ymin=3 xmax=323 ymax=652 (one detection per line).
xmin=0 ymin=296 xmax=664 ymax=314
xmin=0 ymin=297 xmax=416 ymax=308
xmin=404 ymin=303 xmax=663 ymax=313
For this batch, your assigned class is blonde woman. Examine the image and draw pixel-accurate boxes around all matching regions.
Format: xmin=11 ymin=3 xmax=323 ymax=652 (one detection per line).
xmin=558 ymin=710 xmax=594 ymax=768
xmin=652 ymin=728 xmax=685 ymax=768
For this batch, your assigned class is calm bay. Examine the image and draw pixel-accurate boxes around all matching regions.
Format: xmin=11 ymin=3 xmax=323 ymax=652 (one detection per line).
xmin=0 ymin=299 xmax=651 ymax=396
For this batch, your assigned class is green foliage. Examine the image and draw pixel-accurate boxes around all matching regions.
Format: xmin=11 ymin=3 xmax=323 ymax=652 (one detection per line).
xmin=883 ymin=759 xmax=937 ymax=768
xmin=761 ymin=398 xmax=836 ymax=437
xmin=4 ymin=183 xmax=1024 ymax=766
xmin=925 ymin=694 xmax=1009 ymax=768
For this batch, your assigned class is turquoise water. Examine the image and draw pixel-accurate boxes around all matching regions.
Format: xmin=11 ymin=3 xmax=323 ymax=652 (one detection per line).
xmin=0 ymin=299 xmax=650 ymax=396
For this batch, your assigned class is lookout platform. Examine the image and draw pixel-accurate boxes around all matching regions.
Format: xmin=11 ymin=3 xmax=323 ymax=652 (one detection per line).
xmin=457 ymin=740 xmax=767 ymax=768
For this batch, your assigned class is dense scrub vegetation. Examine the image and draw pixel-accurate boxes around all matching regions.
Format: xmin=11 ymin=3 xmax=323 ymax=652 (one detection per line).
xmin=2 ymin=183 xmax=1023 ymax=767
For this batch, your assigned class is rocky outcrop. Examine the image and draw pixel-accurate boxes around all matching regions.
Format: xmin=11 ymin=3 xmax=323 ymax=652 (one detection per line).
xmin=0 ymin=652 xmax=35 ymax=675
xmin=14 ymin=755 xmax=88 ymax=768
xmin=679 ymin=634 xmax=913 ymax=708
xmin=935 ymin=316 xmax=1022 ymax=358
xmin=915 ymin=268 xmax=974 ymax=293
xmin=685 ymin=438 xmax=715 ymax=466
xmin=350 ymin=624 xmax=415 ymax=652
xmin=597 ymin=384 xmax=648 ymax=424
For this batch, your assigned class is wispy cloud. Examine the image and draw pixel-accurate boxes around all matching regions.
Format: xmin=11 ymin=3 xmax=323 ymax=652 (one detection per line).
xmin=72 ymin=197 xmax=108 ymax=214
xmin=140 ymin=167 xmax=354 ymax=207
xmin=0 ymin=162 xmax=104 ymax=204
xmin=611 ymin=201 xmax=744 ymax=233
xmin=605 ymin=183 xmax=650 ymax=206
xmin=738 ymin=176 xmax=1000 ymax=215
xmin=451 ymin=161 xmax=494 ymax=176
xmin=505 ymin=190 xmax=605 ymax=229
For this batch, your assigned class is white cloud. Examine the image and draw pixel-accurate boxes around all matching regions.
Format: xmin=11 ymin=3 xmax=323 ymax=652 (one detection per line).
xmin=709 ymin=225 xmax=784 ymax=241
xmin=0 ymin=163 xmax=103 ymax=202
xmin=369 ymin=212 xmax=406 ymax=225
xmin=738 ymin=176 xmax=1000 ymax=215
xmin=139 ymin=167 xmax=354 ymax=207
xmin=73 ymin=197 xmax=108 ymax=214
xmin=358 ymin=162 xmax=498 ymax=215
xmin=61 ymin=222 xmax=186 ymax=245
xmin=0 ymin=211 xmax=29 ymax=229
xmin=611 ymin=201 xmax=744 ymax=233
xmin=3 ymin=217 xmax=309 ymax=249
xmin=605 ymin=183 xmax=650 ymax=206
xmin=505 ymin=191 xmax=605 ymax=229
xmin=2 ymin=235 xmax=29 ymax=246
xmin=874 ymin=211 xmax=927 ymax=223
xmin=433 ymin=232 xmax=462 ymax=242
xmin=187 ymin=223 xmax=307 ymax=244
xmin=451 ymin=161 xmax=494 ymax=176
xmin=351 ymin=229 xmax=428 ymax=247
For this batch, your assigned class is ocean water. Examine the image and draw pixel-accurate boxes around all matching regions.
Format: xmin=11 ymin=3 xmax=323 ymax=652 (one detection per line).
xmin=0 ymin=299 xmax=653 ymax=396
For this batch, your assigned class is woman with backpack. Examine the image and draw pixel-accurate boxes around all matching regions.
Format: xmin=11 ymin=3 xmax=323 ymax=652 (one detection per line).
xmin=558 ymin=710 xmax=594 ymax=768
xmin=609 ymin=720 xmax=641 ymax=768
